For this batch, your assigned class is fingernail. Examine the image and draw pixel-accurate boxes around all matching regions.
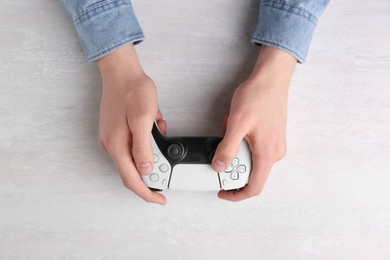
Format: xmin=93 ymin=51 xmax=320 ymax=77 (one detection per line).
xmin=139 ymin=163 xmax=152 ymax=174
xmin=213 ymin=159 xmax=226 ymax=172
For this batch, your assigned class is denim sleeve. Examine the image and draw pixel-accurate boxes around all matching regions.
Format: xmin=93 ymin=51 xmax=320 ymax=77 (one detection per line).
xmin=252 ymin=0 xmax=330 ymax=62
xmin=59 ymin=0 xmax=144 ymax=62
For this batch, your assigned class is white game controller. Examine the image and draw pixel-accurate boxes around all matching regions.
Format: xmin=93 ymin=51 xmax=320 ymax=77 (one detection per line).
xmin=141 ymin=123 xmax=252 ymax=191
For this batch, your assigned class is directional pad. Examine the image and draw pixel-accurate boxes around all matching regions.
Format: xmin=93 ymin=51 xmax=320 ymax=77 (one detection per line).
xmin=224 ymin=157 xmax=248 ymax=180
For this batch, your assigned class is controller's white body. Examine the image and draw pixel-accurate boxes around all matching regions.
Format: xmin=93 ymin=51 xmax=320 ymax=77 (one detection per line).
xmin=141 ymin=124 xmax=252 ymax=191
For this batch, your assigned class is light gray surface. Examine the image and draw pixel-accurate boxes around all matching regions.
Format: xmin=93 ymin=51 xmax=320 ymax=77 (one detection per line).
xmin=1 ymin=0 xmax=390 ymax=259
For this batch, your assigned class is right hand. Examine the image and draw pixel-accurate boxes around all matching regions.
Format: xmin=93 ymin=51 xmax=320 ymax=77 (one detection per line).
xmin=96 ymin=45 xmax=167 ymax=205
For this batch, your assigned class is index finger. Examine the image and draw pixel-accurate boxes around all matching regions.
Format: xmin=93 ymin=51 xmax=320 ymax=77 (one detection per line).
xmin=111 ymin=146 xmax=167 ymax=205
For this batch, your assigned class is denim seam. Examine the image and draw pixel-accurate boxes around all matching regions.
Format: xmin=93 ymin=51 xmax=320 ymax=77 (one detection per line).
xmin=261 ymin=0 xmax=318 ymax=25
xmin=74 ymin=0 xmax=129 ymax=26
xmin=251 ymin=37 xmax=305 ymax=62
xmin=87 ymin=34 xmax=144 ymax=62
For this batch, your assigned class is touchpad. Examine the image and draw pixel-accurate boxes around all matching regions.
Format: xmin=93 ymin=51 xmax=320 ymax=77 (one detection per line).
xmin=169 ymin=164 xmax=221 ymax=191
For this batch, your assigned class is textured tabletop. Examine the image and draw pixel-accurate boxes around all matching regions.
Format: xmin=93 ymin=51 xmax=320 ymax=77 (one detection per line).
xmin=1 ymin=0 xmax=389 ymax=259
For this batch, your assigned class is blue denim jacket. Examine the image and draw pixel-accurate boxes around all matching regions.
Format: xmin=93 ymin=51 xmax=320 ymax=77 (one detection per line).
xmin=60 ymin=0 xmax=329 ymax=63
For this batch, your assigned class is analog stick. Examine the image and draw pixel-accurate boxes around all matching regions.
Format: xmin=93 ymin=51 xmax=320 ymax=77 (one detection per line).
xmin=167 ymin=143 xmax=184 ymax=160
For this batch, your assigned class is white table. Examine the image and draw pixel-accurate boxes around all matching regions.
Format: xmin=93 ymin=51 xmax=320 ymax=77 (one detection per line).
xmin=1 ymin=0 xmax=389 ymax=259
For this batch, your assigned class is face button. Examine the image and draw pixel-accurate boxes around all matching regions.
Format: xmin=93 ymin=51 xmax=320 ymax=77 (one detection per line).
xmin=149 ymin=173 xmax=159 ymax=182
xmin=153 ymin=154 xmax=159 ymax=163
xmin=162 ymin=179 xmax=167 ymax=186
xmin=159 ymin=163 xmax=169 ymax=173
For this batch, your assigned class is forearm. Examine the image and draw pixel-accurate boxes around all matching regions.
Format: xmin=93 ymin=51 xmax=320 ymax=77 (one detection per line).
xmin=60 ymin=0 xmax=144 ymax=62
xmin=249 ymin=46 xmax=296 ymax=90
xmin=252 ymin=0 xmax=330 ymax=63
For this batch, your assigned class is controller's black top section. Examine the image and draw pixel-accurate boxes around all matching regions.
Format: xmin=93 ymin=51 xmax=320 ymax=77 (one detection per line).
xmin=152 ymin=124 xmax=222 ymax=166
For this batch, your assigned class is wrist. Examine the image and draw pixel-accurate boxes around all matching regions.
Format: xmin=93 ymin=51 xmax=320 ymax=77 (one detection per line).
xmin=247 ymin=46 xmax=297 ymax=92
xmin=96 ymin=44 xmax=146 ymax=87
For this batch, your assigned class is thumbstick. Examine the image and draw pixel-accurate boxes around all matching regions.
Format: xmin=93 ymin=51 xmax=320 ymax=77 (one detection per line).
xmin=167 ymin=143 xmax=185 ymax=160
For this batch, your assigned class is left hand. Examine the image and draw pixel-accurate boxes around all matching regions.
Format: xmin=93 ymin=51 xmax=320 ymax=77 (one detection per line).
xmin=211 ymin=46 xmax=297 ymax=202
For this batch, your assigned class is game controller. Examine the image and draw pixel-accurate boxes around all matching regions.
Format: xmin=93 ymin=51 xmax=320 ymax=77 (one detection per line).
xmin=141 ymin=123 xmax=252 ymax=191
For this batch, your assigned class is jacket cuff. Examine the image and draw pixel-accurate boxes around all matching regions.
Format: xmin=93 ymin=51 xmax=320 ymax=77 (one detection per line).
xmin=74 ymin=0 xmax=144 ymax=62
xmin=251 ymin=0 xmax=320 ymax=63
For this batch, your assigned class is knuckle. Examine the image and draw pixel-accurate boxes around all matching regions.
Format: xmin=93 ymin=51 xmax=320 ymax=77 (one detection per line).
xmin=136 ymin=111 xmax=154 ymax=123
xmin=98 ymin=137 xmax=106 ymax=151
xmin=132 ymin=144 xmax=152 ymax=159
xmin=129 ymin=111 xmax=154 ymax=128
xmin=143 ymin=197 xmax=154 ymax=203
xmin=133 ymin=141 xmax=151 ymax=150
xmin=121 ymin=178 xmax=155 ymax=204
xmin=275 ymin=144 xmax=287 ymax=161
xmin=217 ymin=150 xmax=237 ymax=163
xmin=99 ymin=134 xmax=128 ymax=156
xmin=122 ymin=179 xmax=132 ymax=190
xmin=98 ymin=134 xmax=114 ymax=153
xmin=105 ymin=143 xmax=117 ymax=155
xmin=216 ymin=143 xmax=239 ymax=161
xmin=264 ymin=142 xmax=287 ymax=162
xmin=249 ymin=186 xmax=263 ymax=197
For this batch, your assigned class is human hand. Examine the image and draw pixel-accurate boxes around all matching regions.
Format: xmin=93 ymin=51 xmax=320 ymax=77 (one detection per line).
xmin=212 ymin=46 xmax=297 ymax=202
xmin=97 ymin=45 xmax=167 ymax=205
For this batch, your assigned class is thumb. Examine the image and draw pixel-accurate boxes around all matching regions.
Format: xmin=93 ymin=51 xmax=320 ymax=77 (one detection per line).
xmin=129 ymin=116 xmax=154 ymax=175
xmin=212 ymin=120 xmax=246 ymax=172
